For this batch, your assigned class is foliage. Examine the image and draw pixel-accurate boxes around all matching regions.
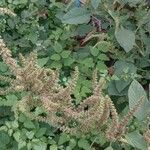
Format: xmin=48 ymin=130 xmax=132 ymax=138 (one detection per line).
xmin=0 ymin=0 xmax=150 ymax=149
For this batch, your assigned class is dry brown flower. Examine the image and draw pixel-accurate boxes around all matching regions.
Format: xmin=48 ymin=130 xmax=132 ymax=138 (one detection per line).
xmin=0 ymin=38 xmax=145 ymax=141
xmin=106 ymin=96 xmax=144 ymax=141
xmin=144 ymin=114 xmax=150 ymax=146
xmin=0 ymin=7 xmax=16 ymax=16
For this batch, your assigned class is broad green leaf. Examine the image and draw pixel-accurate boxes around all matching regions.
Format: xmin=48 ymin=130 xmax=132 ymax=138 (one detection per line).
xmin=97 ymin=41 xmax=110 ymax=52
xmin=90 ymin=47 xmax=99 ymax=56
xmin=108 ymin=80 xmax=128 ymax=96
xmin=76 ymin=24 xmax=93 ymax=36
xmin=68 ymin=139 xmax=76 ymax=149
xmin=23 ymin=120 xmax=35 ymax=129
xmin=0 ymin=62 xmax=8 ymax=72
xmin=115 ymin=79 xmax=131 ymax=93
xmin=128 ymin=80 xmax=150 ymax=120
xmin=32 ymin=141 xmax=47 ymax=150
xmin=38 ymin=57 xmax=49 ymax=67
xmin=0 ymin=99 xmax=17 ymax=107
xmin=50 ymin=61 xmax=62 ymax=69
xmin=124 ymin=0 xmax=142 ymax=5
xmin=11 ymin=120 xmax=19 ymax=129
xmin=58 ymin=133 xmax=70 ymax=145
xmin=50 ymin=54 xmax=61 ymax=61
xmin=81 ymin=86 xmax=91 ymax=95
xmin=91 ymin=0 xmax=101 ymax=9
xmin=18 ymin=140 xmax=26 ymax=150
xmin=115 ymin=26 xmax=135 ymax=52
xmin=62 ymin=8 xmax=91 ymax=25
xmin=27 ymin=142 xmax=32 ymax=150
xmin=49 ymin=145 xmax=58 ymax=150
xmin=13 ymin=0 xmax=28 ymax=5
xmin=0 ymin=94 xmax=18 ymax=106
xmin=35 ymin=128 xmax=47 ymax=138
xmin=7 ymin=19 xmax=15 ymax=29
xmin=25 ymin=32 xmax=38 ymax=44
xmin=13 ymin=131 xmax=20 ymax=142
xmin=61 ymin=50 xmax=71 ymax=58
xmin=104 ymin=146 xmax=113 ymax=150
xmin=81 ymin=58 xmax=94 ymax=67
xmin=125 ymin=131 xmax=148 ymax=150
xmin=96 ymin=41 xmax=111 ymax=52
xmin=18 ymin=114 xmax=27 ymax=123
xmin=6 ymin=94 xmax=18 ymax=101
xmin=114 ymin=60 xmax=137 ymax=76
xmin=96 ymin=61 xmax=107 ymax=72
xmin=78 ymin=139 xmax=90 ymax=150
xmin=98 ymin=54 xmax=109 ymax=61
xmin=63 ymin=57 xmax=75 ymax=66
xmin=53 ymin=42 xmax=63 ymax=53
xmin=91 ymin=132 xmax=107 ymax=145
xmin=0 ymin=132 xmax=10 ymax=145
xmin=26 ymin=131 xmax=35 ymax=139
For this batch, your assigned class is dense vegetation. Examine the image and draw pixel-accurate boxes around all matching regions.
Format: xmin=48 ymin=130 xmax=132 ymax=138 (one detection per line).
xmin=0 ymin=0 xmax=150 ymax=149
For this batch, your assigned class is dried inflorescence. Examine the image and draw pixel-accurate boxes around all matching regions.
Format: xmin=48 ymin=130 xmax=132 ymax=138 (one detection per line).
xmin=0 ymin=7 xmax=16 ymax=16
xmin=106 ymin=96 xmax=144 ymax=141
xmin=0 ymin=38 xmax=145 ymax=141
xmin=144 ymin=114 xmax=150 ymax=146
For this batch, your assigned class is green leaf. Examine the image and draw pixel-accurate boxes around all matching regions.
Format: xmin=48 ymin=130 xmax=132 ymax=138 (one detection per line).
xmin=96 ymin=61 xmax=107 ymax=72
xmin=90 ymin=47 xmax=99 ymax=56
xmin=63 ymin=57 xmax=75 ymax=66
xmin=50 ymin=54 xmax=61 ymax=61
xmin=26 ymin=131 xmax=35 ymax=139
xmin=32 ymin=140 xmax=47 ymax=150
xmin=108 ymin=80 xmax=128 ymax=96
xmin=91 ymin=0 xmax=101 ymax=9
xmin=0 ymin=94 xmax=18 ymax=106
xmin=104 ymin=146 xmax=114 ymax=150
xmin=50 ymin=61 xmax=62 ymax=69
xmin=114 ymin=60 xmax=137 ymax=76
xmin=58 ymin=133 xmax=70 ymax=145
xmin=68 ymin=139 xmax=76 ymax=149
xmin=27 ymin=142 xmax=32 ymax=150
xmin=128 ymin=80 xmax=150 ymax=120
xmin=18 ymin=114 xmax=27 ymax=123
xmin=7 ymin=19 xmax=15 ymax=29
xmin=6 ymin=94 xmax=18 ymax=101
xmin=61 ymin=50 xmax=71 ymax=58
xmin=78 ymin=139 xmax=90 ymax=150
xmin=81 ymin=58 xmax=94 ymax=67
xmin=0 ymin=62 xmax=8 ymax=72
xmin=23 ymin=120 xmax=35 ymax=129
xmin=35 ymin=128 xmax=47 ymax=138
xmin=49 ymin=145 xmax=58 ymax=150
xmin=26 ymin=32 xmax=38 ymax=44
xmin=18 ymin=140 xmax=26 ymax=149
xmin=115 ymin=26 xmax=135 ymax=52
xmin=125 ymin=131 xmax=148 ymax=150
xmin=13 ymin=0 xmax=28 ymax=5
xmin=97 ymin=41 xmax=110 ymax=52
xmin=13 ymin=131 xmax=20 ymax=142
xmin=53 ymin=42 xmax=63 ymax=53
xmin=98 ymin=54 xmax=109 ymax=61
xmin=62 ymin=8 xmax=91 ymax=25
xmin=0 ymin=132 xmax=10 ymax=145
xmin=81 ymin=86 xmax=91 ymax=95
xmin=115 ymin=79 xmax=131 ymax=93
xmin=0 ymin=98 xmax=17 ymax=107
xmin=37 ymin=57 xmax=49 ymax=67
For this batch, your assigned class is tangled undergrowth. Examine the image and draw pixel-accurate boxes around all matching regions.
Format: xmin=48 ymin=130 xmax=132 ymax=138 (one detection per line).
xmin=0 ymin=0 xmax=150 ymax=149
xmin=0 ymin=39 xmax=146 ymax=143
